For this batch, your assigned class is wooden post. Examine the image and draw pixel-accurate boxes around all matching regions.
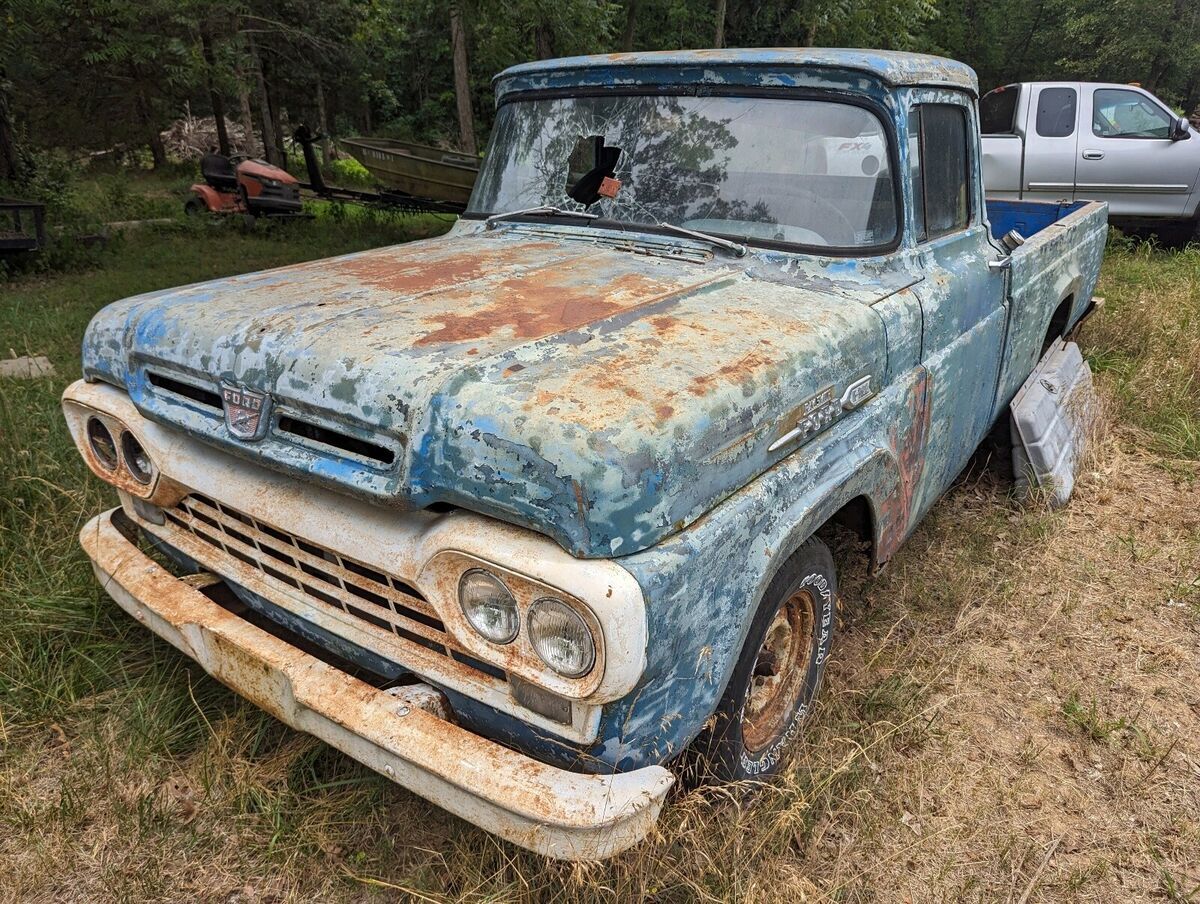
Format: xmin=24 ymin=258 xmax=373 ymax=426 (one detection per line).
xmin=714 ymin=0 xmax=726 ymax=48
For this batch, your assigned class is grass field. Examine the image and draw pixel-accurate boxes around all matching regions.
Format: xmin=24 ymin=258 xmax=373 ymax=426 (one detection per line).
xmin=0 ymin=188 xmax=1197 ymax=902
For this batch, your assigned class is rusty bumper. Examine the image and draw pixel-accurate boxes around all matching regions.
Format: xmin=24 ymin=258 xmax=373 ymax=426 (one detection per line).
xmin=80 ymin=508 xmax=673 ymax=860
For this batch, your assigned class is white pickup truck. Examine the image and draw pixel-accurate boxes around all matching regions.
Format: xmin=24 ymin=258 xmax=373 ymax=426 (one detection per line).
xmin=981 ymin=82 xmax=1200 ymax=243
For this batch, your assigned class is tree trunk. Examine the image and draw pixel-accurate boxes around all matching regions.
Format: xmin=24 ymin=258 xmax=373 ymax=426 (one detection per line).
xmin=1147 ymin=0 xmax=1189 ymax=92
xmin=132 ymin=78 xmax=166 ymax=170
xmin=534 ymin=22 xmax=555 ymax=59
xmin=1184 ymin=75 xmax=1200 ymax=127
xmin=449 ymin=2 xmax=476 ymax=155
xmin=0 ymin=73 xmax=22 ymax=182
xmin=248 ymin=35 xmax=281 ymax=166
xmin=315 ymin=75 xmax=332 ymax=164
xmin=237 ymin=86 xmax=257 ymax=155
xmin=148 ymin=131 xmax=167 ymax=168
xmin=200 ymin=31 xmax=231 ymax=156
xmin=620 ymin=0 xmax=638 ymax=51
xmin=262 ymin=51 xmax=286 ymax=165
xmin=714 ymin=0 xmax=726 ymax=47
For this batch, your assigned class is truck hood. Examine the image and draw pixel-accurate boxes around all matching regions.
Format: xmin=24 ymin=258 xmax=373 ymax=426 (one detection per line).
xmin=82 ymin=226 xmax=890 ymax=557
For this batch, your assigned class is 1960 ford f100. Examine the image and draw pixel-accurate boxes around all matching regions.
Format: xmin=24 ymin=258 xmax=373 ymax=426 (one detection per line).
xmin=63 ymin=49 xmax=1107 ymax=860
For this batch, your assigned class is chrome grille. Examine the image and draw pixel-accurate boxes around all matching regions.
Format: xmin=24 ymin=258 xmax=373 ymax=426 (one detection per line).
xmin=161 ymin=494 xmax=503 ymax=681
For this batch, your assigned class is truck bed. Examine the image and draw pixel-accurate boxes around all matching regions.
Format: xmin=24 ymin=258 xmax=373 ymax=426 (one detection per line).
xmin=991 ymin=197 xmax=1108 ymax=408
xmin=986 ymin=198 xmax=1087 ymax=242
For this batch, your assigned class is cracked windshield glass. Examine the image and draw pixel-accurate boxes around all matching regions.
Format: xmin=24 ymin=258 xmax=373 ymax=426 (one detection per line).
xmin=469 ymin=94 xmax=898 ymax=249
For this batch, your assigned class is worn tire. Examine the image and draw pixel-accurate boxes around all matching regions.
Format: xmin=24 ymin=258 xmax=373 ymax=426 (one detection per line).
xmin=695 ymin=537 xmax=838 ymax=782
xmin=183 ymin=197 xmax=205 ymax=216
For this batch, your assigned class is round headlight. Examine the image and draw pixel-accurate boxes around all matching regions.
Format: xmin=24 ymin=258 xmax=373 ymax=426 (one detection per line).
xmin=120 ymin=432 xmax=154 ymax=484
xmin=528 ymin=598 xmax=595 ymax=678
xmin=458 ymin=569 xmax=519 ymax=644
xmin=86 ymin=417 xmax=118 ymax=470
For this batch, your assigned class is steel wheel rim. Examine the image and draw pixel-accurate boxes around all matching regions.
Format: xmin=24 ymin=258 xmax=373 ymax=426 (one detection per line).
xmin=741 ymin=589 xmax=815 ymax=753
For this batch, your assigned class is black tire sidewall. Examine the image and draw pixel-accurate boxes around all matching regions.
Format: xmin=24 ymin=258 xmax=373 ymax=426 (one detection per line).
xmin=705 ymin=537 xmax=837 ymax=781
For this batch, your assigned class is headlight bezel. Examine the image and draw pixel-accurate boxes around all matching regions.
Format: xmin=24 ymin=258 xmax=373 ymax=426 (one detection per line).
xmin=427 ymin=549 xmax=606 ymax=698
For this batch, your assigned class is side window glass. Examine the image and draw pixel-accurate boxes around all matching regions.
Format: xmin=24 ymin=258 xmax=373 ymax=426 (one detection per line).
xmin=1035 ymin=87 xmax=1077 ymax=138
xmin=980 ymin=86 xmax=1020 ymax=135
xmin=1092 ymin=88 xmax=1172 ymax=138
xmin=915 ymin=104 xmax=970 ymax=239
xmin=908 ymin=110 xmax=925 ymax=241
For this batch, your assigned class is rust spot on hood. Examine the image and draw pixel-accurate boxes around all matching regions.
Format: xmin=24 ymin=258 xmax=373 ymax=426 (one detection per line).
xmin=413 ymin=271 xmax=696 ymax=347
xmin=334 ymin=241 xmax=562 ymax=296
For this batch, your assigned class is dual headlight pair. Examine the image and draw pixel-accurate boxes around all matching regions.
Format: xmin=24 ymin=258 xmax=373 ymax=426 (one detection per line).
xmin=459 ymin=569 xmax=595 ymax=679
xmin=86 ymin=416 xmax=154 ymax=484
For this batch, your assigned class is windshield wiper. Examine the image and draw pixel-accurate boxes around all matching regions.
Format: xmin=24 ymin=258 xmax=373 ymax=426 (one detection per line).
xmin=654 ymin=221 xmax=747 ymax=257
xmin=485 ymin=206 xmax=599 ymax=229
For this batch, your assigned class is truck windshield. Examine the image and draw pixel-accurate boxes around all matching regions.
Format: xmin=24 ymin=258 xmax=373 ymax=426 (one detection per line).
xmin=468 ymin=93 xmax=898 ymax=251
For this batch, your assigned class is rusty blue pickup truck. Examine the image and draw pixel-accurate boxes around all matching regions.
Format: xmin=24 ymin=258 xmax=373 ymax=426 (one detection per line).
xmin=63 ymin=49 xmax=1107 ymax=860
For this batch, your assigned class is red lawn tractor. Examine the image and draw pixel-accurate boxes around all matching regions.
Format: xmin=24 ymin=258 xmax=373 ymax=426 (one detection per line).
xmin=185 ymin=154 xmax=303 ymax=220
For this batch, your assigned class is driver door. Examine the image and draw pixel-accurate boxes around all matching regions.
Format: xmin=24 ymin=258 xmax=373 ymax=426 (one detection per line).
xmin=1077 ymin=86 xmax=1200 ymax=217
xmin=904 ymin=92 xmax=1009 ymax=518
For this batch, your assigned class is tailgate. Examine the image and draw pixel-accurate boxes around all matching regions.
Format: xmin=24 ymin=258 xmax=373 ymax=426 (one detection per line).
xmin=996 ymin=200 xmax=1108 ymax=407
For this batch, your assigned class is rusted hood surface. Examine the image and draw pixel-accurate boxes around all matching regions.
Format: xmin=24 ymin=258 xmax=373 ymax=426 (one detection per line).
xmin=82 ymin=228 xmax=888 ymax=557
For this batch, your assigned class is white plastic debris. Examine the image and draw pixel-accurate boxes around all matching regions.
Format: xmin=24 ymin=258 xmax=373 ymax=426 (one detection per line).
xmin=0 ymin=353 xmax=55 ymax=378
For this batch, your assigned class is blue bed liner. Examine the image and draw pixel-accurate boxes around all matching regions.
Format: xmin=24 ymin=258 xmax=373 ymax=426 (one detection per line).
xmin=986 ymin=198 xmax=1087 ymax=242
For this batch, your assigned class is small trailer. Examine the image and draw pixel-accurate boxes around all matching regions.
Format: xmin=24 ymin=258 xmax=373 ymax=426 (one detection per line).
xmin=0 ymin=197 xmax=46 ymax=256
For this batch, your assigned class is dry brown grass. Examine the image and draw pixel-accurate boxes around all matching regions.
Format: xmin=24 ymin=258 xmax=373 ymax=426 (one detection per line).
xmin=1 ymin=236 xmax=1198 ymax=902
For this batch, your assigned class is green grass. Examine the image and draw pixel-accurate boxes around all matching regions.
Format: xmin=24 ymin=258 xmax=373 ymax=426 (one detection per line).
xmin=1086 ymin=235 xmax=1200 ymax=457
xmin=1 ymin=178 xmax=1198 ymax=901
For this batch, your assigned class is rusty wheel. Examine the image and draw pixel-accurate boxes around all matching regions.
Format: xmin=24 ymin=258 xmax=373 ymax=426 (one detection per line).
xmin=690 ymin=536 xmax=837 ymax=782
xmin=740 ymin=589 xmax=816 ymax=753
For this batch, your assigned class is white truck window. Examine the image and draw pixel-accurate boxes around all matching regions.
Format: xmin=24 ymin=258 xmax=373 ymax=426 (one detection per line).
xmin=1035 ymin=87 xmax=1077 ymax=138
xmin=1092 ymin=88 xmax=1172 ymax=139
xmin=909 ymin=104 xmax=970 ymax=241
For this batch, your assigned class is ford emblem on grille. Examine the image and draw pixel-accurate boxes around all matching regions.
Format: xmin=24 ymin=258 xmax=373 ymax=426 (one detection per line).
xmin=221 ymin=384 xmax=271 ymax=440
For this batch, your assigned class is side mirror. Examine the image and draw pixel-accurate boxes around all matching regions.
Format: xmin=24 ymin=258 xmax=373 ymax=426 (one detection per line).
xmin=1170 ymin=116 xmax=1192 ymax=141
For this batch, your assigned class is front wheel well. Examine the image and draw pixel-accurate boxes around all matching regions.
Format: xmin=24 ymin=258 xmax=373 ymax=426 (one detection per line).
xmin=814 ymin=494 xmax=876 ymax=572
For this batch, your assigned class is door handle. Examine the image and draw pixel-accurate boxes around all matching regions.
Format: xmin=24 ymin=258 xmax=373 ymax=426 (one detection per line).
xmin=1081 ymin=150 xmax=1104 ymax=160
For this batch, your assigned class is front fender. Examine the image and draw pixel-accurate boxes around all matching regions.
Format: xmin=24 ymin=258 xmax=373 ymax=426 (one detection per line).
xmin=591 ymin=367 xmax=930 ymax=769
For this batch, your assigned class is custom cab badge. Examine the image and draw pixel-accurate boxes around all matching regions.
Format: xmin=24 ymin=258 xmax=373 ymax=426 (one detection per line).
xmin=221 ymin=384 xmax=271 ymax=440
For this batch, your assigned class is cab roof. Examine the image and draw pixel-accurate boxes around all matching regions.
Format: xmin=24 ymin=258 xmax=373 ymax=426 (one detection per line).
xmin=496 ymin=48 xmax=978 ymax=97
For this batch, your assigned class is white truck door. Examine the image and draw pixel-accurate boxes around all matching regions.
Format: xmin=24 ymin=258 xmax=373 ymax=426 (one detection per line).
xmin=1077 ymin=86 xmax=1200 ymax=217
xmin=1023 ymin=84 xmax=1080 ymax=201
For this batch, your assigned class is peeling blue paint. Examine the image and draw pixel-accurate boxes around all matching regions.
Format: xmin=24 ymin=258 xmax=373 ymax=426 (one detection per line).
xmin=77 ymin=54 xmax=1107 ymax=776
